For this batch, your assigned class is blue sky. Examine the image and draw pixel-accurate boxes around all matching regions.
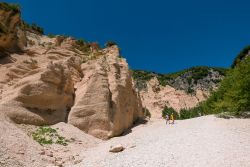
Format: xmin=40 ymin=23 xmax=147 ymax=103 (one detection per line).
xmin=4 ymin=0 xmax=250 ymax=73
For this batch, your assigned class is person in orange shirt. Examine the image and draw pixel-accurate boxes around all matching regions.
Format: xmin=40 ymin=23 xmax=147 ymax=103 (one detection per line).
xmin=170 ymin=113 xmax=174 ymax=124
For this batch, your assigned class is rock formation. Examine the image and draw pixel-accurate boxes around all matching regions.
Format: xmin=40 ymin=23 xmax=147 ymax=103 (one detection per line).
xmin=0 ymin=5 xmax=143 ymax=140
xmin=0 ymin=3 xmax=26 ymax=57
xmin=133 ymin=67 xmax=225 ymax=117
xmin=68 ymin=47 xmax=143 ymax=139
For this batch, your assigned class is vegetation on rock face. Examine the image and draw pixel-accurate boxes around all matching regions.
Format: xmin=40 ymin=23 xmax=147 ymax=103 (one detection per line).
xmin=209 ymin=56 xmax=250 ymax=115
xmin=24 ymin=22 xmax=44 ymax=35
xmin=143 ymin=107 xmax=151 ymax=119
xmin=183 ymin=56 xmax=250 ymax=118
xmin=105 ymin=41 xmax=117 ymax=47
xmin=132 ymin=67 xmax=226 ymax=93
xmin=47 ymin=33 xmax=56 ymax=38
xmin=32 ymin=126 xmax=69 ymax=146
xmin=0 ymin=2 xmax=20 ymax=13
xmin=231 ymin=45 xmax=250 ymax=68
xmin=0 ymin=22 xmax=7 ymax=34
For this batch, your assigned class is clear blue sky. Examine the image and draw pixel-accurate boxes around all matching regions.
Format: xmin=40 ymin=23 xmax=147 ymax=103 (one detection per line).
xmin=4 ymin=0 xmax=250 ymax=73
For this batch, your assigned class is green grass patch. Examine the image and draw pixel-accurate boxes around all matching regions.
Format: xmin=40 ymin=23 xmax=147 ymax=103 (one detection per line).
xmin=32 ymin=126 xmax=69 ymax=146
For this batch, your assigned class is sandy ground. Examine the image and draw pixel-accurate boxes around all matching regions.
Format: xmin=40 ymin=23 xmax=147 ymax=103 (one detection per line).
xmin=72 ymin=116 xmax=250 ymax=167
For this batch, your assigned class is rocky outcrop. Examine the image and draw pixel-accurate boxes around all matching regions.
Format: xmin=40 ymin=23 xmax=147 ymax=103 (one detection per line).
xmin=1 ymin=58 xmax=79 ymax=125
xmin=133 ymin=67 xmax=226 ymax=118
xmin=0 ymin=29 xmax=143 ymax=139
xmin=68 ymin=46 xmax=143 ymax=139
xmin=138 ymin=78 xmax=208 ymax=118
xmin=0 ymin=3 xmax=26 ymax=57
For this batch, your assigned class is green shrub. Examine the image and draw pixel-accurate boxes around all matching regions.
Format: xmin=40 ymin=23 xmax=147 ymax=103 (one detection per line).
xmin=48 ymin=33 xmax=56 ymax=38
xmin=186 ymin=87 xmax=195 ymax=94
xmin=179 ymin=106 xmax=202 ymax=120
xmin=179 ymin=109 xmax=190 ymax=119
xmin=231 ymin=45 xmax=250 ymax=68
xmin=0 ymin=2 xmax=20 ymax=13
xmin=32 ymin=126 xmax=69 ymax=146
xmin=162 ymin=106 xmax=179 ymax=119
xmin=105 ymin=41 xmax=117 ymax=47
xmin=24 ymin=22 xmax=44 ymax=34
xmin=143 ymin=107 xmax=151 ymax=119
xmin=75 ymin=39 xmax=91 ymax=53
xmin=214 ymin=56 xmax=250 ymax=114
xmin=76 ymin=39 xmax=87 ymax=46
xmin=132 ymin=70 xmax=157 ymax=90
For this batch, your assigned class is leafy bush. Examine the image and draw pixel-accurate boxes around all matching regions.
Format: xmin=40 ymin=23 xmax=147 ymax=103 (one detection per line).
xmin=143 ymin=107 xmax=151 ymax=119
xmin=105 ymin=41 xmax=117 ymax=47
xmin=179 ymin=106 xmax=202 ymax=120
xmin=132 ymin=70 xmax=156 ymax=81
xmin=231 ymin=45 xmax=250 ymax=68
xmin=212 ymin=56 xmax=250 ymax=115
xmin=32 ymin=126 xmax=69 ymax=146
xmin=48 ymin=33 xmax=56 ymax=38
xmin=162 ymin=106 xmax=179 ymax=119
xmin=75 ymin=38 xmax=91 ymax=53
xmin=186 ymin=87 xmax=195 ymax=94
xmin=24 ymin=22 xmax=44 ymax=34
xmin=76 ymin=39 xmax=87 ymax=46
xmin=0 ymin=2 xmax=20 ymax=13
xmin=132 ymin=70 xmax=157 ymax=90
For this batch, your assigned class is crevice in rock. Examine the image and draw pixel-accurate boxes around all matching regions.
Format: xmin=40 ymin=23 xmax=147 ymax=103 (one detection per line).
xmin=65 ymin=87 xmax=76 ymax=123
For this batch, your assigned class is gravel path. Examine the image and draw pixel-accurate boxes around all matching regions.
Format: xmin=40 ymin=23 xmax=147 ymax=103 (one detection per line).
xmin=72 ymin=116 xmax=250 ymax=167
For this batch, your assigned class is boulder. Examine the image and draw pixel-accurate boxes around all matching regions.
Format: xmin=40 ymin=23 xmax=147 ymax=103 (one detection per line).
xmin=109 ymin=144 xmax=125 ymax=153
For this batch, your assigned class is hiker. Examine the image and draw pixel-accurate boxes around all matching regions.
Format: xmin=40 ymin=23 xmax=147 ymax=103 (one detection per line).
xmin=170 ymin=113 xmax=174 ymax=124
xmin=165 ymin=115 xmax=169 ymax=125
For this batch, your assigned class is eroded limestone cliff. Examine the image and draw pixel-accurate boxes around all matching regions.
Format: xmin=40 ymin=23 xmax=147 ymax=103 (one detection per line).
xmin=0 ymin=11 xmax=143 ymax=139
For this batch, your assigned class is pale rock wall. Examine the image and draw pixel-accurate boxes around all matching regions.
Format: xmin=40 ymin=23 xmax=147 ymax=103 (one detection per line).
xmin=139 ymin=77 xmax=208 ymax=118
xmin=68 ymin=46 xmax=143 ymax=139
xmin=0 ymin=31 xmax=143 ymax=139
xmin=0 ymin=9 xmax=26 ymax=56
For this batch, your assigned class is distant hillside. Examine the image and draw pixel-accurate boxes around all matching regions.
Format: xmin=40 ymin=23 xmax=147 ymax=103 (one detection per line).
xmin=188 ymin=56 xmax=250 ymax=118
xmin=132 ymin=66 xmax=227 ymax=94
xmin=131 ymin=66 xmax=227 ymax=118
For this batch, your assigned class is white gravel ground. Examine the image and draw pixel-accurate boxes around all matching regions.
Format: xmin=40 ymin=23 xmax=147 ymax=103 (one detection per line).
xmin=72 ymin=115 xmax=250 ymax=167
